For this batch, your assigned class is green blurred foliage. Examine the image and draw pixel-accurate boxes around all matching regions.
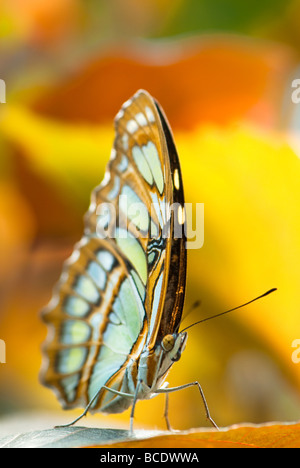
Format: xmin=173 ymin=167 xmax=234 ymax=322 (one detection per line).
xmin=164 ymin=0 xmax=288 ymax=36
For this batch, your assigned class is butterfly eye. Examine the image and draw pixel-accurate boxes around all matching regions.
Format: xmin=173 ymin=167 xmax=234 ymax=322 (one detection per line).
xmin=161 ymin=334 xmax=175 ymax=352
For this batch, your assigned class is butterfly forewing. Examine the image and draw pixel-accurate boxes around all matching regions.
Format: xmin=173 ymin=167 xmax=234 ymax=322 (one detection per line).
xmin=40 ymin=90 xmax=186 ymax=412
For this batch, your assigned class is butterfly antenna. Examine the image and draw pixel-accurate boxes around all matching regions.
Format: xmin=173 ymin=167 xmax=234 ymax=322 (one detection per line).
xmin=176 ymin=300 xmax=202 ymax=332
xmin=180 ymin=288 xmax=277 ymax=333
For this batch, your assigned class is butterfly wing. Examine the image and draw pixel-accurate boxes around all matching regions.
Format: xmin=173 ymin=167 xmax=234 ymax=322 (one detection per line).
xmin=40 ymin=90 xmax=186 ymax=412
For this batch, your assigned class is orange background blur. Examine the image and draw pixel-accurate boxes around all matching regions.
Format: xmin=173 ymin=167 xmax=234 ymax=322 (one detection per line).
xmin=0 ymin=0 xmax=300 ymax=432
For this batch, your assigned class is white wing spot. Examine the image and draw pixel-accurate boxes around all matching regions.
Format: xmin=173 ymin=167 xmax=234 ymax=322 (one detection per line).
xmin=100 ymin=171 xmax=111 ymax=188
xmin=68 ymin=249 xmax=80 ymax=265
xmin=127 ymin=119 xmax=138 ymax=134
xmin=116 ymin=109 xmax=124 ymax=120
xmin=173 ymin=169 xmax=180 ymax=190
xmin=135 ymin=112 xmax=148 ymax=126
xmin=178 ymin=205 xmax=185 ymax=225
xmin=145 ymin=106 xmax=155 ymax=122
xmin=121 ymin=132 xmax=129 ymax=150
xmin=122 ymin=98 xmax=133 ymax=109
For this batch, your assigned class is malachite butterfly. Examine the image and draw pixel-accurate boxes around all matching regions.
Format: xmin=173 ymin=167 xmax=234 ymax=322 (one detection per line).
xmin=40 ymin=89 xmax=218 ymax=432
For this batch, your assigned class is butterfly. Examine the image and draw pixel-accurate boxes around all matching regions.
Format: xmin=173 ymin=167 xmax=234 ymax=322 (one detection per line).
xmin=40 ymin=89 xmax=218 ymax=432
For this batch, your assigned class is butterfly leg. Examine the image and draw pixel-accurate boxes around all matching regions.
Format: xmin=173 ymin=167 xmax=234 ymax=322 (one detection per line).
xmin=155 ymin=381 xmax=219 ymax=430
xmin=56 ymin=386 xmax=134 ymax=428
xmin=160 ymin=382 xmax=174 ymax=431
xmin=163 ymin=392 xmax=172 ymax=432
xmin=129 ymin=379 xmax=142 ymax=436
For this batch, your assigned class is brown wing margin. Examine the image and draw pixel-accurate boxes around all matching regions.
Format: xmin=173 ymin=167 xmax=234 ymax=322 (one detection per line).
xmin=154 ymin=100 xmax=187 ymax=340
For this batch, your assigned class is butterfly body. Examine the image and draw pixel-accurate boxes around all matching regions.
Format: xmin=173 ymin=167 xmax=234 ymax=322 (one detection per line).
xmin=40 ymin=89 xmax=217 ymax=430
xmin=97 ymin=330 xmax=187 ymax=414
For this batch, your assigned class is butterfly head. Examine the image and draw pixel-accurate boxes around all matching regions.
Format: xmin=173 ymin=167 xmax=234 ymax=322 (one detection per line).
xmin=161 ymin=331 xmax=187 ymax=362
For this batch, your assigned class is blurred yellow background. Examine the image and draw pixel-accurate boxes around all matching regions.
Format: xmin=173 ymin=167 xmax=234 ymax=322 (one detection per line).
xmin=0 ymin=0 xmax=300 ymax=431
